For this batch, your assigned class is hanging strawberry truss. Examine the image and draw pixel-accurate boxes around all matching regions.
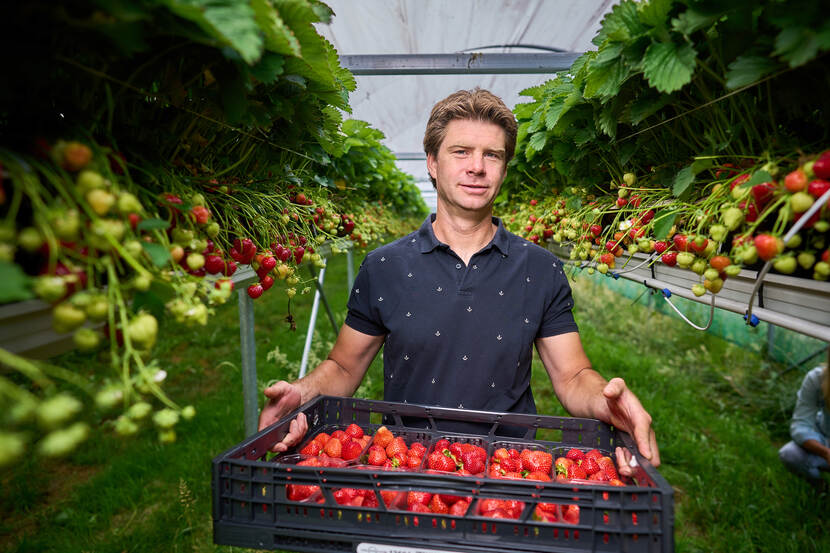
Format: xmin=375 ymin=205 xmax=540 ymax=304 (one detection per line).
xmin=0 ymin=0 xmax=427 ymax=466
xmin=498 ymin=0 xmax=830 ymax=291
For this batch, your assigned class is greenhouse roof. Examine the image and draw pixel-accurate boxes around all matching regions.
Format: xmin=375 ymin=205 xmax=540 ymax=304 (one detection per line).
xmin=315 ymin=0 xmax=617 ymax=208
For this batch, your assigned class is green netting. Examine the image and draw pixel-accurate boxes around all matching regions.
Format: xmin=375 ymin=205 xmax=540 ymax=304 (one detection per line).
xmin=584 ymin=273 xmax=827 ymax=369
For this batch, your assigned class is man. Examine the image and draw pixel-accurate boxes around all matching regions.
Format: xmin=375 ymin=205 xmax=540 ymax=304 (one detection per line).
xmin=259 ymin=88 xmax=659 ymax=474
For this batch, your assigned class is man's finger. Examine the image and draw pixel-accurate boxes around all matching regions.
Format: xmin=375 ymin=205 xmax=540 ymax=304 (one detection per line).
xmin=602 ymin=377 xmax=626 ymax=399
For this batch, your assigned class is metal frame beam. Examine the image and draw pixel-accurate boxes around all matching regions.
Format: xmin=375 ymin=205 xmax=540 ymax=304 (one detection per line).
xmin=341 ymin=53 xmax=581 ymax=75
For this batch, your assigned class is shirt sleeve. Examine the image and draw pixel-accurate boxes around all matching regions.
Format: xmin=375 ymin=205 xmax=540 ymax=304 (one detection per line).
xmin=537 ymin=257 xmax=579 ymax=338
xmin=344 ymin=255 xmax=387 ymax=336
xmin=790 ymin=366 xmax=827 ymax=446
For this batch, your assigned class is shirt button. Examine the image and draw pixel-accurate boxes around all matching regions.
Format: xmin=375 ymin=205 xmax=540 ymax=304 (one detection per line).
xmin=455 ymin=263 xmax=461 ymax=269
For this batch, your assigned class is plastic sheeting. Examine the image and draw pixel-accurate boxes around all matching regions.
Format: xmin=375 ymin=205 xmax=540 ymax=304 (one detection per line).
xmin=315 ymin=0 xmax=617 ymax=208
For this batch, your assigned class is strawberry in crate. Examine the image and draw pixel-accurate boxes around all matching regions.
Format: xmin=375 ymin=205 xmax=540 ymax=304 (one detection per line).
xmin=554 ymin=448 xmax=625 ymax=486
xmin=426 ymin=438 xmax=486 ymax=476
xmin=362 ymin=426 xmax=427 ymax=470
xmin=476 ymin=498 xmax=525 ymax=519
xmin=404 ymin=491 xmax=472 ymax=515
xmin=298 ymin=423 xmax=370 ymax=461
xmin=489 ymin=446 xmax=552 ymax=481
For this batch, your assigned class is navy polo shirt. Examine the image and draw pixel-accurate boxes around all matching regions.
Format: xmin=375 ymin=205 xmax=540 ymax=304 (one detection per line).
xmin=345 ymin=214 xmax=579 ymax=436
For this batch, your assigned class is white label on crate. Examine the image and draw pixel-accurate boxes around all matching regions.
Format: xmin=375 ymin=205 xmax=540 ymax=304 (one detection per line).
xmin=357 ymin=544 xmax=462 ymax=553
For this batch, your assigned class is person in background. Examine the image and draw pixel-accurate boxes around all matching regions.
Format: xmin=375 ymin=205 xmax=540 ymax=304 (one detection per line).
xmin=779 ymin=347 xmax=830 ymax=491
xmin=258 ymin=88 xmax=660 ymax=475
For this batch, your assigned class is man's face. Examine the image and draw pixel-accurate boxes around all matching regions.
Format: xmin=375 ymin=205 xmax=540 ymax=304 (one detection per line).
xmin=427 ymin=118 xmax=507 ymax=216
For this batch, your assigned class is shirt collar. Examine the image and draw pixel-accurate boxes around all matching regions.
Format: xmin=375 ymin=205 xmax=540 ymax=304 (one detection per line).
xmin=418 ymin=213 xmax=510 ymax=256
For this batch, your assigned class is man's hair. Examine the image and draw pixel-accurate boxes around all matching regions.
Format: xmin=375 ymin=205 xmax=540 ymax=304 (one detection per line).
xmin=423 ymin=88 xmax=517 ymax=185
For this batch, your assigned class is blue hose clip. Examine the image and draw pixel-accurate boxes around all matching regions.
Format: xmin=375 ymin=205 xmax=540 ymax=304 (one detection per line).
xmin=743 ymin=313 xmax=760 ymax=327
xmin=662 ymin=288 xmax=672 ymax=298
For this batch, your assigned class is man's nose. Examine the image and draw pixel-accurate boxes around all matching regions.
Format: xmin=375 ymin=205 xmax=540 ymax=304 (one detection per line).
xmin=467 ymin=152 xmax=485 ymax=174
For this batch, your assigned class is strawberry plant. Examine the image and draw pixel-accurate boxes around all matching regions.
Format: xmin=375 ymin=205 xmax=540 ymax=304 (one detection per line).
xmin=0 ymin=1 xmax=427 ymax=467
xmin=497 ymin=0 xmax=830 ymax=298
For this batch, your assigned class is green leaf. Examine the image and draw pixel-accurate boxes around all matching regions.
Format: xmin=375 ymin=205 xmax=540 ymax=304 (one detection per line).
xmin=638 ymin=0 xmax=673 ymax=29
xmin=572 ymin=128 xmax=596 ymax=147
xmin=565 ymin=196 xmax=583 ymax=212
xmin=597 ymin=102 xmax=619 ymax=138
xmin=525 ymin=131 xmax=548 ymax=160
xmin=593 ymin=1 xmax=646 ymax=46
xmin=618 ymin=140 xmax=639 ymax=166
xmin=252 ymin=0 xmax=301 ymax=56
xmin=141 ymin=242 xmax=171 ymax=267
xmin=725 ymin=55 xmax=780 ymax=89
xmin=249 ymin=53 xmax=285 ymax=84
xmin=690 ymin=158 xmax=715 ymax=175
xmin=642 ymin=40 xmax=697 ymax=93
xmin=773 ymin=27 xmax=824 ymax=68
xmin=672 ymin=165 xmax=695 ymax=198
xmin=583 ymin=57 xmax=628 ymax=99
xmin=0 ymin=261 xmax=34 ymax=303
xmin=741 ymin=170 xmax=773 ymax=189
xmin=652 ymin=211 xmax=678 ymax=240
xmin=627 ymin=92 xmax=672 ymax=125
xmin=671 ymin=8 xmax=717 ymax=36
xmin=275 ymin=0 xmax=337 ymax=87
xmin=136 ymin=218 xmax=170 ymax=232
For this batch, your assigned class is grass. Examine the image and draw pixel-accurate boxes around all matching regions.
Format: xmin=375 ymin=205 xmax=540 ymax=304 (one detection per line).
xmin=1 ymin=250 xmax=827 ymax=553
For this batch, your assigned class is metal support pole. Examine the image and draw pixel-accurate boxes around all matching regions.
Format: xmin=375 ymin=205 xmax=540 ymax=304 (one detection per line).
xmin=299 ymin=266 xmax=328 ymax=378
xmin=237 ymin=288 xmax=258 ymax=437
xmin=310 ymin=264 xmax=339 ymax=334
xmin=347 ymin=248 xmax=355 ymax=290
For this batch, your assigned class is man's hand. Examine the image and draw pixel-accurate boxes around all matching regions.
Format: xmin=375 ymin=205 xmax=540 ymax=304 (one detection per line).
xmin=602 ymin=377 xmax=660 ymax=476
xmin=258 ymin=381 xmax=307 ymax=453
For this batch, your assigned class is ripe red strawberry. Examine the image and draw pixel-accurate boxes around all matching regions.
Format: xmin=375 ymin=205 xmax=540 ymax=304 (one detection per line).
xmin=562 ymin=504 xmax=580 ymax=525
xmin=299 ymin=440 xmax=322 ymax=456
xmin=567 ymin=464 xmax=588 ymax=480
xmin=534 ymin=503 xmax=559 ymax=522
xmin=286 ymin=484 xmax=319 ymax=501
xmin=386 ymin=437 xmax=408 ymax=458
xmin=428 ymin=450 xmax=456 ymax=472
xmin=596 ymin=456 xmax=615 ymax=471
xmin=246 ymin=283 xmax=264 ymax=299
xmin=582 ymin=456 xmax=600 ymax=475
xmin=808 ymin=179 xmax=830 ymax=199
xmin=406 ymin=455 xmax=422 ymax=469
xmin=367 ymin=445 xmax=386 ymax=466
xmin=811 ymin=151 xmax=830 ymax=179
xmin=363 ymin=492 xmax=379 ymax=508
xmin=525 ymin=451 xmax=552 ymax=474
xmin=204 ymin=254 xmax=225 ymax=274
xmin=478 ymin=498 xmax=503 ymax=515
xmin=608 ymin=478 xmax=625 ymax=487
xmin=589 ymin=470 xmax=610 ymax=482
xmin=460 ymin=450 xmax=484 ymax=474
xmin=672 ymin=233 xmax=689 ymax=252
xmin=330 ymin=430 xmax=347 ymax=442
xmin=313 ymin=432 xmax=330 ymax=446
xmin=654 ymin=241 xmax=669 ymax=254
xmin=565 ymin=448 xmax=585 ymax=462
xmin=526 ymin=471 xmax=551 ymax=481
xmin=752 ymin=181 xmax=777 ymax=206
xmin=341 ymin=439 xmax=363 ymax=461
xmin=754 ymin=233 xmax=783 ymax=261
xmin=409 ymin=442 xmax=427 ymax=457
xmin=380 ymin=490 xmax=400 ymax=507
xmin=407 ymin=491 xmax=432 ymax=509
xmin=589 ymin=224 xmax=602 ymax=237
xmin=334 ymin=488 xmax=362 ymax=506
xmin=449 ymin=499 xmax=470 ymax=516
xmin=661 ymin=251 xmax=678 ymax=266
xmin=785 ymin=168 xmax=808 ymax=192
xmin=345 ymin=423 xmax=364 ymax=439
xmin=554 ymin=456 xmax=573 ymax=475
xmin=604 ymin=465 xmax=619 ymax=480
xmin=429 ymin=494 xmax=449 ymax=514
xmin=372 ymin=428 xmax=393 ymax=448
xmin=323 ymin=438 xmax=342 ymax=458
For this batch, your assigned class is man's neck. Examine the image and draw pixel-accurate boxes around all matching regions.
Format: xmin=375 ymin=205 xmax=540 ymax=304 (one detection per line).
xmin=432 ymin=206 xmax=497 ymax=265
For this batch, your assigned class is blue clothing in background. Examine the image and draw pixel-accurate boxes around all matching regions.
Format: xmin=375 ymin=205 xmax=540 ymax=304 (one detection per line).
xmin=779 ymin=366 xmax=830 ymax=482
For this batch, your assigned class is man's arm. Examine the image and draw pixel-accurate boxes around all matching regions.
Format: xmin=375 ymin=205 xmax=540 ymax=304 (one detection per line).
xmin=535 ymin=332 xmax=660 ymax=471
xmin=258 ymin=324 xmax=385 ymax=450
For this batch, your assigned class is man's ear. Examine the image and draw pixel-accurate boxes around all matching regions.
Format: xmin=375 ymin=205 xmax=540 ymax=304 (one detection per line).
xmin=426 ymin=153 xmax=437 ymax=181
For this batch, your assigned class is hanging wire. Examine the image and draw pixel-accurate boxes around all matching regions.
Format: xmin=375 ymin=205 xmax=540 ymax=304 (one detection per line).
xmin=744 ymin=189 xmax=830 ymax=326
xmin=660 ymin=287 xmax=716 ymax=331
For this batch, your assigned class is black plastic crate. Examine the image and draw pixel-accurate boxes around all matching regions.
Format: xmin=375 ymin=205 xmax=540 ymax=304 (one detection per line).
xmin=213 ymin=395 xmax=673 ymax=552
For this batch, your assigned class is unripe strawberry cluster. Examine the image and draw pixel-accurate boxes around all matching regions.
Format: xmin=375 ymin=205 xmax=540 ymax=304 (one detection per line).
xmin=502 ymin=149 xmax=830 ymax=295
